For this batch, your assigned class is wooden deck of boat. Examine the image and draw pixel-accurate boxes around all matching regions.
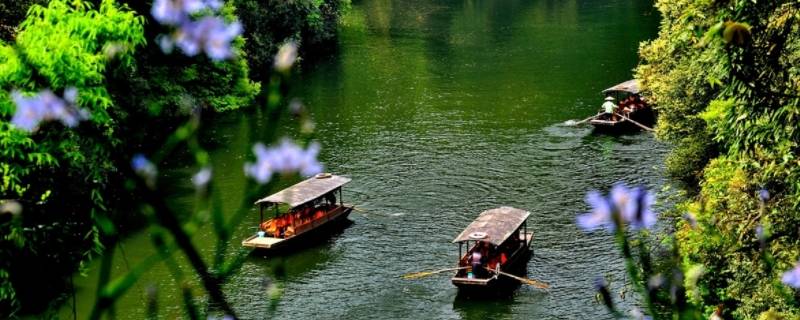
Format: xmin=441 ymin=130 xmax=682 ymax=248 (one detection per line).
xmin=242 ymin=235 xmax=285 ymax=249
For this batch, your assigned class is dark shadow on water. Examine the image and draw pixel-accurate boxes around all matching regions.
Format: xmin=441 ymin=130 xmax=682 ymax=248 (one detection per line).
xmin=452 ymin=292 xmax=516 ymax=320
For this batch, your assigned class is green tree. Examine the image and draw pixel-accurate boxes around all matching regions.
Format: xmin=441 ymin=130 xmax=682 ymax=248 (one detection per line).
xmin=0 ymin=0 xmax=145 ymax=314
xmin=234 ymin=0 xmax=350 ymax=80
xmin=637 ymin=1 xmax=800 ymax=318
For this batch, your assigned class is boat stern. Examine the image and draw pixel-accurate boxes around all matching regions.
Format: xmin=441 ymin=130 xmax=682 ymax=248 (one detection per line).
xmin=242 ymin=235 xmax=286 ymax=250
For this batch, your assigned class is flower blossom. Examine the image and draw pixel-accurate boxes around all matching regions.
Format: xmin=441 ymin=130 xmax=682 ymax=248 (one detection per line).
xmin=151 ymin=0 xmax=240 ymax=61
xmin=782 ymin=262 xmax=800 ymax=288
xmin=171 ymin=17 xmax=242 ymax=60
xmin=274 ymin=41 xmax=298 ymax=72
xmin=131 ymin=154 xmax=158 ymax=183
xmin=758 ymin=189 xmax=770 ymax=202
xmin=244 ymin=139 xmax=323 ymax=184
xmin=10 ymin=88 xmax=88 ymax=132
xmin=576 ymin=191 xmax=614 ymax=231
xmin=192 ymin=167 xmax=212 ymax=188
xmin=576 ymin=183 xmax=657 ymax=232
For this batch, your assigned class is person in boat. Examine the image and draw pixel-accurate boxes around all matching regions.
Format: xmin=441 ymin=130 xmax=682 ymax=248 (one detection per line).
xmin=601 ymin=96 xmax=618 ymax=120
xmin=325 ymin=192 xmax=336 ymax=207
xmin=470 ymin=246 xmax=484 ymax=278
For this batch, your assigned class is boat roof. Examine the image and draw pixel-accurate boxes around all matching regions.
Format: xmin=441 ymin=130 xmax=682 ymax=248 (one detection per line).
xmin=602 ymin=79 xmax=640 ymax=95
xmin=255 ymin=174 xmax=351 ymax=208
xmin=453 ymin=207 xmax=530 ymax=246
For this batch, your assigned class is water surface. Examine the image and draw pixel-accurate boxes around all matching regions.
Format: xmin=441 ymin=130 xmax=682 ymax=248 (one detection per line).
xmin=60 ymin=0 xmax=665 ymax=318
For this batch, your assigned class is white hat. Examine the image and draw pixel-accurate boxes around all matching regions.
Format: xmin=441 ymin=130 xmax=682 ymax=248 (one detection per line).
xmin=604 ymin=96 xmax=615 ymax=101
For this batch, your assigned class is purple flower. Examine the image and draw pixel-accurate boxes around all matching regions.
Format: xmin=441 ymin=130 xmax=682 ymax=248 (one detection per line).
xmin=10 ymin=88 xmax=88 ymax=132
xmin=576 ymin=191 xmax=614 ymax=231
xmin=151 ymin=0 xmax=221 ymax=25
xmin=151 ymin=0 xmax=185 ymax=25
xmin=782 ymin=262 xmax=800 ymax=288
xmin=576 ymin=183 xmax=657 ymax=232
xmin=755 ymin=225 xmax=764 ymax=240
xmin=758 ymin=189 xmax=770 ymax=202
xmin=625 ymin=187 xmax=656 ymax=230
xmin=192 ymin=167 xmax=212 ymax=188
xmin=151 ymin=0 xmax=241 ymax=61
xmin=244 ymin=139 xmax=323 ymax=184
xmin=204 ymin=20 xmax=242 ymax=60
xmin=172 ymin=17 xmax=242 ymax=60
xmin=131 ymin=154 xmax=157 ymax=182
xmin=610 ymin=184 xmax=637 ymax=220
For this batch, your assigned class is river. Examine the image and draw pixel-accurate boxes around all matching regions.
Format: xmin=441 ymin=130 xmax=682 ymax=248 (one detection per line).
xmin=58 ymin=0 xmax=664 ymax=318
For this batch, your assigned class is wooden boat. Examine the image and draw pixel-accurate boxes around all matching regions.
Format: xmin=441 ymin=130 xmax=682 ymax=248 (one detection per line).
xmin=589 ymin=79 xmax=656 ymax=133
xmin=451 ymin=207 xmax=534 ymax=294
xmin=242 ymin=173 xmax=353 ymax=252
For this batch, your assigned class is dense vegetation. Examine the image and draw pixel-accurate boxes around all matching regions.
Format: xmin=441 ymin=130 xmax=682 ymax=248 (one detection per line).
xmin=0 ymin=0 xmax=345 ymax=316
xmin=637 ymin=0 xmax=800 ymax=318
xmin=234 ymin=0 xmax=350 ymax=80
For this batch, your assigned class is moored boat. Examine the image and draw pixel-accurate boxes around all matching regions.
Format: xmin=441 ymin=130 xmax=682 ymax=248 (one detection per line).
xmin=589 ymin=79 xmax=656 ymax=133
xmin=451 ymin=207 xmax=534 ymax=295
xmin=241 ymin=173 xmax=353 ymax=252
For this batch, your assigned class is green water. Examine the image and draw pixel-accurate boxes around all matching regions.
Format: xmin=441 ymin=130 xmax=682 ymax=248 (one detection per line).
xmin=59 ymin=0 xmax=665 ymax=318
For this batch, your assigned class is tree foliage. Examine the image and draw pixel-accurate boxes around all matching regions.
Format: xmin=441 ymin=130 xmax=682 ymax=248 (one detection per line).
xmin=0 ymin=0 xmax=349 ymax=315
xmin=234 ymin=0 xmax=350 ymax=80
xmin=637 ymin=0 xmax=800 ymax=318
xmin=0 ymin=0 xmax=145 ymax=314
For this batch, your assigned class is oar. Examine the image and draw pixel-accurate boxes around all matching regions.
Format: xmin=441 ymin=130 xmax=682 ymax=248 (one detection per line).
xmin=615 ymin=113 xmax=655 ymax=132
xmin=565 ymin=114 xmax=600 ymax=126
xmin=343 ymin=203 xmax=369 ymax=216
xmin=402 ymin=267 xmax=469 ymax=280
xmin=485 ymin=267 xmax=550 ymax=289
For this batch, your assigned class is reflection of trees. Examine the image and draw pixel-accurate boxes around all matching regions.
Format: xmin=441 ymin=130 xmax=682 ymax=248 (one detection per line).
xmin=321 ymin=0 xmax=659 ymax=127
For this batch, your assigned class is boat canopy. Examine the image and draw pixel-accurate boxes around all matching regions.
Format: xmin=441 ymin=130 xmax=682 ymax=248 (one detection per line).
xmin=602 ymin=79 xmax=641 ymax=95
xmin=255 ymin=174 xmax=351 ymax=208
xmin=453 ymin=207 xmax=530 ymax=246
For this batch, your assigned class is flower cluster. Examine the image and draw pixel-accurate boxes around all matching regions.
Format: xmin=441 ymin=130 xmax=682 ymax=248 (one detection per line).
xmin=10 ymin=88 xmax=89 ymax=132
xmin=576 ymin=183 xmax=656 ymax=232
xmin=244 ymin=139 xmax=323 ymax=184
xmin=151 ymin=0 xmax=242 ymax=61
xmin=782 ymin=262 xmax=800 ymax=288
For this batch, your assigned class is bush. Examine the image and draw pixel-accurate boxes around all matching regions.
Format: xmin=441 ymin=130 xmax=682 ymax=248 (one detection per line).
xmin=638 ymin=0 xmax=800 ymax=318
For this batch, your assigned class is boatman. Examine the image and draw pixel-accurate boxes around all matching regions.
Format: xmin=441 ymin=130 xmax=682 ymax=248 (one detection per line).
xmin=471 ymin=245 xmax=484 ymax=278
xmin=602 ymin=96 xmax=618 ymax=120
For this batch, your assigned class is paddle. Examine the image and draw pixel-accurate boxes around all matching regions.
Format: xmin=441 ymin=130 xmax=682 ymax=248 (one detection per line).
xmin=564 ymin=114 xmax=600 ymax=126
xmin=402 ymin=267 xmax=469 ymax=280
xmin=343 ymin=203 xmax=369 ymax=217
xmin=484 ymin=267 xmax=550 ymax=289
xmin=615 ymin=113 xmax=655 ymax=132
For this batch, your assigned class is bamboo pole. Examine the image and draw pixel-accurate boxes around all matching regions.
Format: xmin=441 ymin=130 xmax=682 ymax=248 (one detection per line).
xmin=485 ymin=267 xmax=550 ymax=289
xmin=402 ymin=266 xmax=469 ymax=279
xmin=615 ymin=113 xmax=655 ymax=132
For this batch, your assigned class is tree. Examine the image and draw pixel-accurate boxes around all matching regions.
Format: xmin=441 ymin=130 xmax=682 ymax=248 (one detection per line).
xmin=637 ymin=1 xmax=800 ymax=317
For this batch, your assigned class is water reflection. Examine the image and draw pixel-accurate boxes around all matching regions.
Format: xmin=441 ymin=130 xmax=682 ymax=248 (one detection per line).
xmin=453 ymin=297 xmax=514 ymax=320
